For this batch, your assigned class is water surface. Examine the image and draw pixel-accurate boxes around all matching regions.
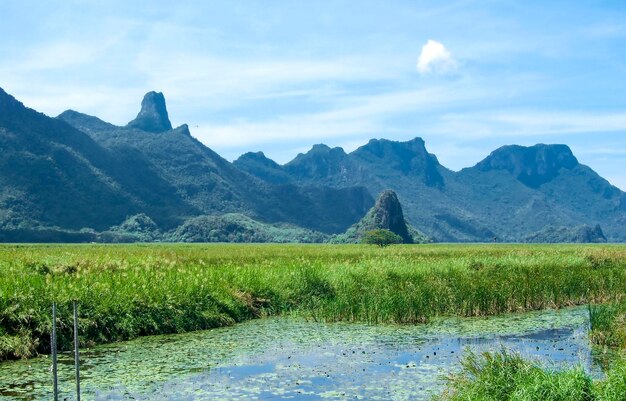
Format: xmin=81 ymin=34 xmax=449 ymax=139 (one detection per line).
xmin=0 ymin=306 xmax=598 ymax=400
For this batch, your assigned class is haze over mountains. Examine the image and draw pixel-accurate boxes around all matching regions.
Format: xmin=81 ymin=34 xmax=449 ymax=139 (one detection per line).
xmin=1 ymin=88 xmax=623 ymax=243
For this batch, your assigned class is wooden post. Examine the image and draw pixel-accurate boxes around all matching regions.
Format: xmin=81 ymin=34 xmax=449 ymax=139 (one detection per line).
xmin=51 ymin=302 xmax=59 ymax=401
xmin=73 ymin=301 xmax=81 ymax=401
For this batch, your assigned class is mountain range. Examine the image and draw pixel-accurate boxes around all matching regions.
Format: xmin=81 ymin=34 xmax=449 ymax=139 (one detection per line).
xmin=1 ymin=87 xmax=624 ymax=243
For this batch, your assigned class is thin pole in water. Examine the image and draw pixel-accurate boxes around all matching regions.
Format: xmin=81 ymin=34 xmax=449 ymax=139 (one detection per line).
xmin=51 ymin=302 xmax=58 ymax=401
xmin=73 ymin=300 xmax=81 ymax=401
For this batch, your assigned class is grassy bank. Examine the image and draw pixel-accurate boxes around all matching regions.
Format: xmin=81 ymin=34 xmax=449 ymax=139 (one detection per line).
xmin=434 ymin=297 xmax=626 ymax=400
xmin=1 ymin=243 xmax=626 ymax=360
xmin=591 ymin=301 xmax=626 ymax=350
xmin=433 ymin=350 xmax=626 ymax=401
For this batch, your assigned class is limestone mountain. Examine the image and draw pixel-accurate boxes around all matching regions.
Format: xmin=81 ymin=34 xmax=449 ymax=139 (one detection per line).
xmin=237 ymin=139 xmax=626 ymax=242
xmin=58 ymin=93 xmax=373 ymax=234
xmin=126 ymin=91 xmax=173 ymax=133
xmin=473 ymin=144 xmax=579 ymax=188
xmin=333 ymin=190 xmax=429 ymax=244
xmin=0 ymin=87 xmax=193 ymax=236
xmin=455 ymin=144 xmax=626 ymax=241
xmin=233 ymin=151 xmax=293 ymax=184
xmin=2 ymin=85 xmax=625 ymax=243
xmin=0 ymin=87 xmax=373 ymax=241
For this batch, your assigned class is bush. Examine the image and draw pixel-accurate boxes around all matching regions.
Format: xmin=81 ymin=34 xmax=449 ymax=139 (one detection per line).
xmin=361 ymin=229 xmax=403 ymax=247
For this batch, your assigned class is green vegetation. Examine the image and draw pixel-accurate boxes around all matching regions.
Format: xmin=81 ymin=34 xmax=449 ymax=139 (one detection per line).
xmin=590 ymin=301 xmax=626 ymax=350
xmin=435 ymin=268 xmax=626 ymax=401
xmin=361 ymin=229 xmax=403 ymax=246
xmin=332 ymin=189 xmax=430 ymax=244
xmin=1 ymin=244 xmax=626 ymax=361
xmin=3 ymin=88 xmax=626 ymax=243
xmin=166 ymin=213 xmax=328 ymax=243
xmin=434 ymin=350 xmax=626 ymax=401
xmin=525 ymin=224 xmax=607 ymax=244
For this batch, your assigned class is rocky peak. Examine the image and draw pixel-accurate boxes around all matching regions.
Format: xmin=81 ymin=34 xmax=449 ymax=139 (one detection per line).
xmin=172 ymin=124 xmax=191 ymax=136
xmin=236 ymin=151 xmax=282 ymax=169
xmin=352 ymin=137 xmax=444 ymax=187
xmin=127 ymin=91 xmax=172 ymax=133
xmin=367 ymin=190 xmax=413 ymax=243
xmin=285 ymin=144 xmax=350 ymax=180
xmin=233 ymin=151 xmax=292 ymax=184
xmin=476 ymin=144 xmax=579 ymax=188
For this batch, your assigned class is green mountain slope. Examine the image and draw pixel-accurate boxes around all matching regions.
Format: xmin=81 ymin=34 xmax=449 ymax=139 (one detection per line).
xmin=2 ymin=86 xmax=624 ymax=243
xmin=57 ymin=91 xmax=373 ymax=234
xmin=0 ymin=88 xmax=195 ymax=236
xmin=236 ymin=138 xmax=626 ymax=242
xmin=523 ymin=224 xmax=607 ymax=243
xmin=168 ymin=213 xmax=328 ymax=243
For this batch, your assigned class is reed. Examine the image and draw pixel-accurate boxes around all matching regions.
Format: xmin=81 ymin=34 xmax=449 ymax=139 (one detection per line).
xmin=434 ymin=350 xmax=626 ymax=401
xmin=1 ymin=243 xmax=625 ymax=360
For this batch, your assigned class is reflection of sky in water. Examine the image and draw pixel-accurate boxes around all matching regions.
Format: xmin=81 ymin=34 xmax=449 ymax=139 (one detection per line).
xmin=0 ymin=306 xmax=599 ymax=401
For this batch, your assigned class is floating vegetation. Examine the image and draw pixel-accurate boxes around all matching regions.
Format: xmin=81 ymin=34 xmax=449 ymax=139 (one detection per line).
xmin=0 ymin=307 xmax=599 ymax=400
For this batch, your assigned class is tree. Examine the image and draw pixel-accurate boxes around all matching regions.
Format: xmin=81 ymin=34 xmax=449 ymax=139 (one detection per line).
xmin=361 ymin=229 xmax=403 ymax=247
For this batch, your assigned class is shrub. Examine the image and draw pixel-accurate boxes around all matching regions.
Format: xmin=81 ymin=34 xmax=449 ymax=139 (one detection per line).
xmin=361 ymin=229 xmax=403 ymax=247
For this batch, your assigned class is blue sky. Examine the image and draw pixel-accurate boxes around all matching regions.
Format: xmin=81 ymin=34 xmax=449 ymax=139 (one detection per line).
xmin=2 ymin=1 xmax=626 ymax=188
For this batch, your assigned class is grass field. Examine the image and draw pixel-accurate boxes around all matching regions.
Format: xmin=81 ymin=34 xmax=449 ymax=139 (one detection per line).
xmin=1 ymin=243 xmax=626 ymax=361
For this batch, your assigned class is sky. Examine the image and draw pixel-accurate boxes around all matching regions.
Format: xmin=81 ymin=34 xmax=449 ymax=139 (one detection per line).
xmin=1 ymin=0 xmax=626 ymax=188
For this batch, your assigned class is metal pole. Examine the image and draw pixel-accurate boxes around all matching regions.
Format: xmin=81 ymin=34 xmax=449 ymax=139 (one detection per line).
xmin=51 ymin=302 xmax=58 ymax=401
xmin=73 ymin=300 xmax=81 ymax=401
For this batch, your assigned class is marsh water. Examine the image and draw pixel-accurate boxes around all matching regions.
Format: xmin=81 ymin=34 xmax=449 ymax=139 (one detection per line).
xmin=0 ymin=307 xmax=601 ymax=401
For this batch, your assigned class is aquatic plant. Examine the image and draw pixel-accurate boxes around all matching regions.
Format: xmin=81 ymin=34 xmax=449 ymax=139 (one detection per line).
xmin=434 ymin=350 xmax=594 ymax=401
xmin=435 ymin=349 xmax=626 ymax=401
xmin=590 ymin=302 xmax=626 ymax=349
xmin=437 ymin=289 xmax=626 ymax=401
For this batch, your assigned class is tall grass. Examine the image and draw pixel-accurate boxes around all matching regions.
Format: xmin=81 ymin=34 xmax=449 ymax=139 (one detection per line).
xmin=436 ymin=270 xmax=626 ymax=401
xmin=590 ymin=302 xmax=626 ymax=349
xmin=434 ymin=350 xmax=626 ymax=401
xmin=1 ymin=243 xmax=626 ymax=360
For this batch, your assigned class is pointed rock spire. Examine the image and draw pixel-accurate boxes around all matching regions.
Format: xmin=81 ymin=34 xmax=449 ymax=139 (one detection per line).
xmin=367 ymin=190 xmax=413 ymax=243
xmin=127 ymin=91 xmax=172 ymax=133
xmin=336 ymin=189 xmax=427 ymax=244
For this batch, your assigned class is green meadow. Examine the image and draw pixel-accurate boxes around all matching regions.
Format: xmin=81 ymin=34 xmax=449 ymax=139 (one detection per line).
xmin=1 ymin=243 xmax=625 ymax=363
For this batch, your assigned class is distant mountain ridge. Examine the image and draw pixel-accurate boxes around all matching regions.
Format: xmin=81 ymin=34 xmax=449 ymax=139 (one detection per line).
xmin=1 ymin=87 xmax=624 ymax=242
xmin=524 ymin=224 xmax=607 ymax=244
xmin=236 ymin=132 xmax=626 ymax=242
xmin=0 ymin=87 xmax=373 ymax=242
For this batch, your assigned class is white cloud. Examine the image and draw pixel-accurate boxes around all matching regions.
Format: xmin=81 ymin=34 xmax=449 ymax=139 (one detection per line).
xmin=417 ymin=39 xmax=457 ymax=74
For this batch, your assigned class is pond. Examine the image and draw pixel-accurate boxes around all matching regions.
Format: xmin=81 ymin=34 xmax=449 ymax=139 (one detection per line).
xmin=0 ymin=306 xmax=600 ymax=401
